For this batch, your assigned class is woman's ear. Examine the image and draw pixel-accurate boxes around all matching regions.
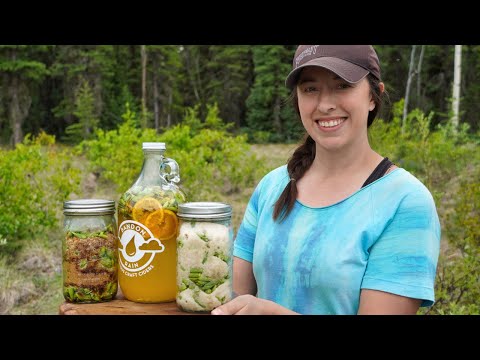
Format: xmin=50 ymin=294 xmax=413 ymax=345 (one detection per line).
xmin=369 ymin=95 xmax=376 ymax=111
xmin=369 ymin=82 xmax=385 ymax=111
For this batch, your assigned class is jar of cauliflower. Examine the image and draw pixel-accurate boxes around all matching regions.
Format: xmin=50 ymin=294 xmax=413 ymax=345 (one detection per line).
xmin=176 ymin=202 xmax=233 ymax=313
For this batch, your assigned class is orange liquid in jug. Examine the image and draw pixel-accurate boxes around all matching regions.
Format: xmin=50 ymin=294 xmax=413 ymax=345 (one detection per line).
xmin=117 ymin=189 xmax=182 ymax=303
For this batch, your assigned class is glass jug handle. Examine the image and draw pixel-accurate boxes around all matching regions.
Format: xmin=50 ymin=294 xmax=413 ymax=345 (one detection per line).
xmin=160 ymin=157 xmax=180 ymax=184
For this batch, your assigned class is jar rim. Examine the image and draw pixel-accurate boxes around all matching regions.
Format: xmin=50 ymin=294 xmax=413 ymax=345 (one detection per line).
xmin=64 ymin=199 xmax=115 ymax=215
xmin=177 ymin=201 xmax=232 ymax=219
xmin=143 ymin=142 xmax=165 ymax=151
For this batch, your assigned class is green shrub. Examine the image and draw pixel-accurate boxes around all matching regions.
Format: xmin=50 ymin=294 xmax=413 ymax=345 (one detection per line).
xmin=420 ymin=246 xmax=480 ymax=315
xmin=423 ymin=166 xmax=480 ymax=314
xmin=251 ymin=130 xmax=272 ymax=144
xmin=370 ymin=106 xmax=477 ymax=201
xmin=446 ymin=171 xmax=480 ymax=249
xmin=77 ymin=103 xmax=159 ymax=193
xmin=370 ymin=104 xmax=480 ymax=314
xmin=0 ymin=132 xmax=81 ymax=255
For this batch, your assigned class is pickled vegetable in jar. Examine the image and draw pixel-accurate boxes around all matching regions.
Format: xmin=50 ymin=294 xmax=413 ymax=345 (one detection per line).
xmin=117 ymin=142 xmax=186 ymax=303
xmin=62 ymin=199 xmax=118 ymax=303
xmin=176 ymin=202 xmax=233 ymax=312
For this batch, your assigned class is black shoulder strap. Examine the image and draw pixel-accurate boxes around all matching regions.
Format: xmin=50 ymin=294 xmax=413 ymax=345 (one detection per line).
xmin=361 ymin=157 xmax=393 ymax=188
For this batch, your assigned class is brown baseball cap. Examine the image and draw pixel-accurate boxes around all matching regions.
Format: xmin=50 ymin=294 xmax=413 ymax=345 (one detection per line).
xmin=285 ymin=45 xmax=381 ymax=90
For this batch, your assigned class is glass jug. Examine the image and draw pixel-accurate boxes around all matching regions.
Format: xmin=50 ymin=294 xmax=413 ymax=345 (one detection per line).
xmin=117 ymin=142 xmax=186 ymax=303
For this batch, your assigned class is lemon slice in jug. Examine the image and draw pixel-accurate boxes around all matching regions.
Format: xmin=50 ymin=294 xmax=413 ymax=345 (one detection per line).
xmin=132 ymin=197 xmax=162 ymax=224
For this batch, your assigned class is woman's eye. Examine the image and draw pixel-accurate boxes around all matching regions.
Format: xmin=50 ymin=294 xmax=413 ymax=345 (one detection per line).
xmin=338 ymin=83 xmax=351 ymax=89
xmin=303 ymin=86 xmax=317 ymax=93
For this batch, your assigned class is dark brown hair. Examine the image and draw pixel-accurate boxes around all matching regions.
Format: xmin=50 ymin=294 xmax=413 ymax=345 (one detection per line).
xmin=272 ymin=74 xmax=384 ymax=222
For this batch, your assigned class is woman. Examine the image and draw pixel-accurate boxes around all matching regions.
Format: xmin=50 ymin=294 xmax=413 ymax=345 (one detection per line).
xmin=212 ymin=45 xmax=441 ymax=315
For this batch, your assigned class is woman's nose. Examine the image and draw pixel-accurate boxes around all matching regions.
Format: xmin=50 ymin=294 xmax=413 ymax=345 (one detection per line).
xmin=316 ymin=91 xmax=336 ymax=113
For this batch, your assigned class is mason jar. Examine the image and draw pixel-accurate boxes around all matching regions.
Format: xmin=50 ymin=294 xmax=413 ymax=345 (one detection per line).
xmin=176 ymin=202 xmax=233 ymax=313
xmin=63 ymin=199 xmax=118 ymax=303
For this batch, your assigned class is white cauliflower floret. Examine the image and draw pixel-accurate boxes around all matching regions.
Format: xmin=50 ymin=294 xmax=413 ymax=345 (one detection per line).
xmin=208 ymin=227 xmax=232 ymax=255
xmin=211 ymin=281 xmax=233 ymax=303
xmin=177 ymin=224 xmax=208 ymax=275
xmin=194 ymin=222 xmax=230 ymax=251
xmin=195 ymin=222 xmax=232 ymax=266
xmin=202 ymin=255 xmax=229 ymax=279
xmin=179 ymin=281 xmax=233 ymax=312
xmin=176 ymin=289 xmax=206 ymax=312
xmin=196 ymin=290 xmax=222 ymax=310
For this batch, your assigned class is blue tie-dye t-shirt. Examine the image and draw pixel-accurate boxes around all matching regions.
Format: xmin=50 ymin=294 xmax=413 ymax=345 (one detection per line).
xmin=233 ymin=165 xmax=441 ymax=315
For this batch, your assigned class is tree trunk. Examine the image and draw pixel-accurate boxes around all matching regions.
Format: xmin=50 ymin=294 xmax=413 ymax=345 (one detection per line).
xmin=8 ymin=75 xmax=31 ymax=146
xmin=141 ymin=45 xmax=148 ymax=128
xmin=403 ymin=45 xmax=417 ymax=133
xmin=272 ymin=93 xmax=282 ymax=134
xmin=452 ymin=45 xmax=462 ymax=130
xmin=167 ymin=89 xmax=172 ymax=128
xmin=416 ymin=45 xmax=425 ymax=108
xmin=10 ymin=75 xmax=23 ymax=145
xmin=194 ymin=52 xmax=202 ymax=105
xmin=184 ymin=47 xmax=201 ymax=102
xmin=93 ymin=73 xmax=103 ymax=125
xmin=153 ymin=69 xmax=159 ymax=132
xmin=402 ymin=45 xmax=417 ymax=134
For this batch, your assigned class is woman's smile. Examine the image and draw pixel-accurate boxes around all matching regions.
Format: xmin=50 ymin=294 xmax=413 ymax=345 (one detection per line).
xmin=314 ymin=117 xmax=347 ymax=132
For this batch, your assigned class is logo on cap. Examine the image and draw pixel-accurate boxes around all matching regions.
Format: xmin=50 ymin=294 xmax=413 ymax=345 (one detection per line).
xmin=295 ymin=45 xmax=320 ymax=68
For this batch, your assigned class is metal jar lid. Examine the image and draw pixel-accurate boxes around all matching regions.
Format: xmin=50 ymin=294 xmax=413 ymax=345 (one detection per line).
xmin=63 ymin=199 xmax=115 ymax=216
xmin=143 ymin=142 xmax=166 ymax=151
xmin=177 ymin=202 xmax=232 ymax=220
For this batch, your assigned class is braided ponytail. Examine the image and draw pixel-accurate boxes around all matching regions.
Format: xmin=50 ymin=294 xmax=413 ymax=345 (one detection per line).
xmin=272 ymin=135 xmax=316 ymax=221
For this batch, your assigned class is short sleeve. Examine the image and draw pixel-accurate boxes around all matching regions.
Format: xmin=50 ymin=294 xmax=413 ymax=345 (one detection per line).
xmin=361 ymin=190 xmax=441 ymax=307
xmin=233 ymin=181 xmax=262 ymax=263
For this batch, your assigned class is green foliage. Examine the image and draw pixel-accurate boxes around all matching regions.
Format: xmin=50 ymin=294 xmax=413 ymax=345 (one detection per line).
xmin=370 ymin=102 xmax=475 ymax=199
xmin=446 ymin=169 xmax=480 ymax=250
xmin=426 ymin=166 xmax=480 ymax=314
xmin=80 ymin=103 xmax=265 ymax=199
xmin=248 ymin=130 xmax=272 ymax=144
xmin=108 ymin=85 xmax=141 ymax=127
xmin=0 ymin=45 xmax=49 ymax=81
xmin=462 ymin=45 xmax=480 ymax=132
xmin=162 ymin=104 xmax=264 ymax=198
xmin=161 ymin=105 xmax=264 ymax=199
xmin=205 ymin=46 xmax=253 ymax=127
xmin=78 ymin=103 xmax=159 ymax=193
xmin=374 ymin=45 xmax=456 ymax=127
xmin=182 ymin=104 xmax=203 ymax=133
xmin=146 ymin=45 xmax=185 ymax=127
xmin=420 ymin=246 xmax=480 ymax=315
xmin=370 ymin=105 xmax=480 ymax=315
xmin=245 ymin=45 xmax=302 ymax=143
xmin=181 ymin=103 xmax=233 ymax=134
xmin=4 ymin=45 xmax=480 ymax=147
xmin=62 ymin=79 xmax=99 ymax=144
xmin=0 ymin=132 xmax=81 ymax=255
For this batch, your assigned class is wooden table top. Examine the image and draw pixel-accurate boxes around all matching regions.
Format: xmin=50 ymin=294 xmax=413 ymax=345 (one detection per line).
xmin=59 ymin=289 xmax=207 ymax=315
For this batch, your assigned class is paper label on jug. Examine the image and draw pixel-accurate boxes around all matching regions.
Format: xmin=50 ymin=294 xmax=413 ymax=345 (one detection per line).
xmin=118 ymin=220 xmax=165 ymax=276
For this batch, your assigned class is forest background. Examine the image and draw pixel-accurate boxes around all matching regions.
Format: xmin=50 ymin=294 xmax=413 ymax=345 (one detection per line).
xmin=0 ymin=45 xmax=478 ymax=314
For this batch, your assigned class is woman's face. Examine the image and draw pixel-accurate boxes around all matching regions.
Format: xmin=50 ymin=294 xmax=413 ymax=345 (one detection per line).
xmin=296 ymin=66 xmax=376 ymax=151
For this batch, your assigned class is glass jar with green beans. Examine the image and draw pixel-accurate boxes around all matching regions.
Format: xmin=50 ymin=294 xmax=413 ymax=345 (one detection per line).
xmin=62 ymin=199 xmax=118 ymax=303
xmin=176 ymin=202 xmax=233 ymax=312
